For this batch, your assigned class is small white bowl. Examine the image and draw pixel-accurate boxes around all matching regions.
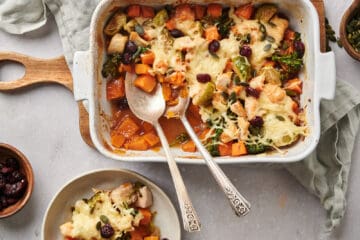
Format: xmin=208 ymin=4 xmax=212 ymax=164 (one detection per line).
xmin=41 ymin=169 xmax=181 ymax=240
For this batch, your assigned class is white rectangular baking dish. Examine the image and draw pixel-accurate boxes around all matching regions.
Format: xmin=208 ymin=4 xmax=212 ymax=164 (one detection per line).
xmin=73 ymin=0 xmax=336 ymax=164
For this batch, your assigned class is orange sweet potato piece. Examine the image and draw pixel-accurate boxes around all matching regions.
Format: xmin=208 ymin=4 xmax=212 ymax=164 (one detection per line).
xmin=142 ymin=121 xmax=154 ymax=132
xmin=205 ymin=26 xmax=220 ymax=41
xmin=134 ymin=75 xmax=157 ymax=93
xmin=207 ymin=4 xmax=222 ymax=18
xmin=199 ymin=128 xmax=211 ymax=140
xmin=284 ymin=29 xmax=296 ymax=41
xmin=143 ymin=132 xmax=160 ymax=147
xmin=141 ymin=6 xmax=155 ymax=18
xmin=219 ymin=142 xmax=232 ymax=156
xmin=263 ymin=60 xmax=276 ymax=68
xmin=111 ymin=132 xmax=126 ymax=148
xmin=165 ymin=18 xmax=176 ymax=30
xmin=175 ymin=4 xmax=195 ymax=21
xmin=141 ymin=51 xmax=155 ymax=65
xmin=194 ymin=5 xmax=206 ymax=20
xmin=130 ymin=230 xmax=144 ymax=240
xmin=181 ymin=140 xmax=196 ymax=152
xmin=119 ymin=64 xmax=134 ymax=73
xmin=144 ymin=237 xmax=159 ymax=240
xmin=168 ymin=71 xmax=185 ymax=86
xmin=139 ymin=208 xmax=152 ymax=226
xmin=162 ymin=83 xmax=172 ymax=101
xmin=235 ymin=3 xmax=254 ymax=19
xmin=116 ymin=116 xmax=140 ymax=138
xmin=231 ymin=141 xmax=247 ymax=156
xmin=127 ymin=5 xmax=141 ymax=17
xmin=125 ymin=136 xmax=149 ymax=150
xmin=106 ymin=77 xmax=125 ymax=100
xmin=224 ymin=60 xmax=233 ymax=72
xmin=135 ymin=64 xmax=151 ymax=75
xmin=284 ymin=78 xmax=302 ymax=94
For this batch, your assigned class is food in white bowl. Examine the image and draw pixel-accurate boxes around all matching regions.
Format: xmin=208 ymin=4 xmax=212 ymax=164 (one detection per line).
xmin=60 ymin=182 xmax=159 ymax=240
xmin=102 ymin=3 xmax=308 ymax=157
xmin=73 ymin=0 xmax=336 ymax=163
xmin=42 ymin=169 xmax=180 ymax=240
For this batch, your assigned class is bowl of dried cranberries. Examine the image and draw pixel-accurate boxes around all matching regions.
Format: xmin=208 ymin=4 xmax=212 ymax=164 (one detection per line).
xmin=0 ymin=143 xmax=34 ymax=218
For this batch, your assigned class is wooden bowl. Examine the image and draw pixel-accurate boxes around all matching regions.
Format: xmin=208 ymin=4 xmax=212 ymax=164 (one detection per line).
xmin=0 ymin=143 xmax=34 ymax=218
xmin=340 ymin=0 xmax=360 ymax=61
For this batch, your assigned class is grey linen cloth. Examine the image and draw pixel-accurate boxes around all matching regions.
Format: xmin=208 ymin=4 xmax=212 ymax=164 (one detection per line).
xmin=1 ymin=0 xmax=360 ymax=231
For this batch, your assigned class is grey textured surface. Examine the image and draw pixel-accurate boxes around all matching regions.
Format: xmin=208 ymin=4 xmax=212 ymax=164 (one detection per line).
xmin=0 ymin=1 xmax=359 ymax=239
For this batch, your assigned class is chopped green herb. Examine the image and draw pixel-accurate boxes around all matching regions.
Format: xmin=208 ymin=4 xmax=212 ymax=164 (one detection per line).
xmin=221 ymin=91 xmax=229 ymax=100
xmin=134 ymin=24 xmax=145 ymax=36
xmin=206 ymin=128 xmax=223 ymax=156
xmin=249 ymin=126 xmax=262 ymax=136
xmin=215 ymin=9 xmax=234 ymax=38
xmin=210 ymin=52 xmax=220 ymax=59
xmin=266 ymin=35 xmax=275 ymax=43
xmin=229 ymin=92 xmax=237 ymax=104
xmin=285 ymin=89 xmax=297 ymax=97
xmin=96 ymin=221 xmax=102 ymax=231
xmin=232 ymin=56 xmax=251 ymax=82
xmin=246 ymin=143 xmax=270 ymax=154
xmin=100 ymin=215 xmax=109 ymax=223
xmin=170 ymin=133 xmax=189 ymax=146
xmin=272 ymin=53 xmax=303 ymax=73
xmin=102 ymin=53 xmax=122 ymax=78
xmin=132 ymin=46 xmax=149 ymax=60
xmin=263 ymin=43 xmax=272 ymax=52
xmin=130 ymin=209 xmax=139 ymax=217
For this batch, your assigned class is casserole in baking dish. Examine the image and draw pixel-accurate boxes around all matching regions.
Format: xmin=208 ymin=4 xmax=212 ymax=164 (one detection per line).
xmin=73 ymin=0 xmax=336 ymax=164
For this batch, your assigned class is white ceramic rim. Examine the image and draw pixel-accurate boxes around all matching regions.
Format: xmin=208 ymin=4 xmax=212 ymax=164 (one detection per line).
xmin=73 ymin=0 xmax=336 ymax=164
xmin=41 ymin=168 xmax=181 ymax=240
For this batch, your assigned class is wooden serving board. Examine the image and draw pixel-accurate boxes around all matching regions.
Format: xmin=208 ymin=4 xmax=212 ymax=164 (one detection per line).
xmin=0 ymin=0 xmax=326 ymax=148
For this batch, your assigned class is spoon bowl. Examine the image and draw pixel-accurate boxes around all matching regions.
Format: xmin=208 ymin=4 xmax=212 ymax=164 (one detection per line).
xmin=167 ymin=97 xmax=251 ymax=216
xmin=125 ymin=73 xmax=201 ymax=232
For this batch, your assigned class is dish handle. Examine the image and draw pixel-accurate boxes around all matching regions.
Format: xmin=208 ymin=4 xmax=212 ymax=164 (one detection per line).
xmin=73 ymin=51 xmax=92 ymax=101
xmin=0 ymin=52 xmax=72 ymax=91
xmin=316 ymin=51 xmax=336 ymax=100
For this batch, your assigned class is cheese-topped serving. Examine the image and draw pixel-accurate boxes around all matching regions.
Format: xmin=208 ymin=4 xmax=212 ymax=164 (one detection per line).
xmin=102 ymin=3 xmax=307 ymax=157
xmin=60 ymin=182 xmax=159 ymax=240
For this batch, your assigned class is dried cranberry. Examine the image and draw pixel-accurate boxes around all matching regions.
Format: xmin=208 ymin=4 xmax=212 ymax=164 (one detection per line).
xmin=250 ymin=116 xmax=264 ymax=127
xmin=245 ymin=87 xmax=260 ymax=98
xmin=0 ymin=167 xmax=13 ymax=174
xmin=6 ymin=198 xmax=18 ymax=205
xmin=5 ymin=157 xmax=19 ymax=170
xmin=124 ymin=41 xmax=138 ymax=54
xmin=100 ymin=224 xmax=114 ymax=238
xmin=169 ymin=29 xmax=184 ymax=38
xmin=3 ymin=179 xmax=27 ymax=197
xmin=0 ymin=173 xmax=5 ymax=189
xmin=7 ymin=171 xmax=25 ymax=184
xmin=196 ymin=73 xmax=211 ymax=83
xmin=122 ymin=52 xmax=133 ymax=65
xmin=240 ymin=45 xmax=252 ymax=57
xmin=294 ymin=40 xmax=305 ymax=58
xmin=208 ymin=40 xmax=220 ymax=53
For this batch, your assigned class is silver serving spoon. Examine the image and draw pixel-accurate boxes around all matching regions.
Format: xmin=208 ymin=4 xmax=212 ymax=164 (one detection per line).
xmin=125 ymin=73 xmax=201 ymax=232
xmin=166 ymin=97 xmax=251 ymax=216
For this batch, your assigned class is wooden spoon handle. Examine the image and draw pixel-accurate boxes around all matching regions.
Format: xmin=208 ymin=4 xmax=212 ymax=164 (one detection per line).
xmin=0 ymin=52 xmax=73 ymax=91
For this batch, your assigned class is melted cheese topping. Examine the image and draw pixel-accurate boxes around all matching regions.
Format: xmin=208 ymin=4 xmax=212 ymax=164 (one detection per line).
xmin=138 ymin=6 xmax=304 ymax=149
xmin=60 ymin=191 xmax=143 ymax=240
xmin=262 ymin=113 xmax=307 ymax=147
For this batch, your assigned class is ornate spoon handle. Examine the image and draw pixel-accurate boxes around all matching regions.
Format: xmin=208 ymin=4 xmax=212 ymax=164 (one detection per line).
xmin=181 ymin=116 xmax=251 ymax=216
xmin=154 ymin=122 xmax=201 ymax=232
